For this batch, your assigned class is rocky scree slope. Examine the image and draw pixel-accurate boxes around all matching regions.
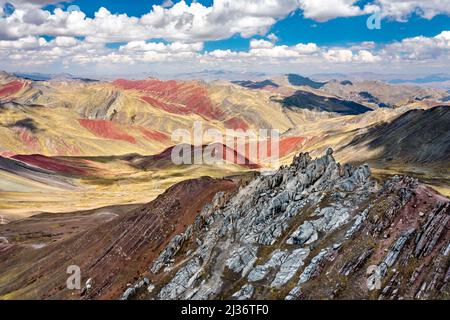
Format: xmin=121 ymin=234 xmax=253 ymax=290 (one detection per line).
xmin=136 ymin=149 xmax=449 ymax=300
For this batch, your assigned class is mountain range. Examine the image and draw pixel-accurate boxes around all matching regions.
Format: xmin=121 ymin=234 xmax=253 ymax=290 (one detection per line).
xmin=0 ymin=70 xmax=449 ymax=300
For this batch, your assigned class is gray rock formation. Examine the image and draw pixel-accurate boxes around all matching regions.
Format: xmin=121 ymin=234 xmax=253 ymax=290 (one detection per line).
xmin=270 ymin=248 xmax=310 ymax=288
xmin=287 ymin=221 xmax=317 ymax=245
xmin=232 ymin=284 xmax=254 ymax=300
xmin=143 ymin=149 xmax=449 ymax=300
xmin=226 ymin=245 xmax=258 ymax=276
xmin=151 ymin=226 xmax=193 ymax=274
xmin=248 ymin=250 xmax=288 ymax=282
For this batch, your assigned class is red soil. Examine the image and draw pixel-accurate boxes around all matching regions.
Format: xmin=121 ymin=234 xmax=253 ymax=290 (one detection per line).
xmin=0 ymin=80 xmax=24 ymax=98
xmin=236 ymin=136 xmax=306 ymax=163
xmin=54 ymin=138 xmax=82 ymax=156
xmin=279 ymin=136 xmax=306 ymax=156
xmin=134 ymin=143 xmax=260 ymax=169
xmin=149 ymin=136 xmax=305 ymax=169
xmin=0 ymin=151 xmax=16 ymax=158
xmin=139 ymin=95 xmax=182 ymax=114
xmin=12 ymin=154 xmax=90 ymax=175
xmin=224 ymin=117 xmax=249 ymax=130
xmin=215 ymin=143 xmax=260 ymax=169
xmin=138 ymin=127 xmax=169 ymax=143
xmin=14 ymin=128 xmax=40 ymax=150
xmin=113 ymin=79 xmax=223 ymax=120
xmin=78 ymin=119 xmax=136 ymax=144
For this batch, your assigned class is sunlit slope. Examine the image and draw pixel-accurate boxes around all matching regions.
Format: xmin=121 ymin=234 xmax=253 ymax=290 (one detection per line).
xmin=0 ymin=152 xmax=248 ymax=221
xmin=0 ymin=104 xmax=170 ymax=156
xmin=1 ymin=77 xmax=299 ymax=157
xmin=1 ymin=72 xmax=449 ymax=218
xmin=207 ymin=81 xmax=295 ymax=131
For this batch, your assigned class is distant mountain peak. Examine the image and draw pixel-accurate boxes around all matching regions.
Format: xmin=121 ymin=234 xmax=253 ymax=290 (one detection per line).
xmin=286 ymin=73 xmax=326 ymax=89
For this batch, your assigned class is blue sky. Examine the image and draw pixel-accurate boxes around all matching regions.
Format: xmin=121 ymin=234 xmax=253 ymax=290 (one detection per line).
xmin=1 ymin=0 xmax=450 ymax=76
xmin=44 ymin=0 xmax=450 ymax=48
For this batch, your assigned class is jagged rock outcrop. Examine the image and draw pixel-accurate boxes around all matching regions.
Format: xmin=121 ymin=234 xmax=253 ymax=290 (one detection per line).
xmin=151 ymin=226 xmax=193 ymax=274
xmin=414 ymin=203 xmax=450 ymax=259
xmin=138 ymin=149 xmax=449 ymax=300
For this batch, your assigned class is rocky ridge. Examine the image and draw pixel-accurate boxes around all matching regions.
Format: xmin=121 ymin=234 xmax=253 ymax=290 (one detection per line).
xmin=133 ymin=149 xmax=449 ymax=300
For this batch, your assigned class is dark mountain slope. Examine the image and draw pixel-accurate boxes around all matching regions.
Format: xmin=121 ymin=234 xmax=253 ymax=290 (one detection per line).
xmin=344 ymin=106 xmax=450 ymax=164
xmin=282 ymin=90 xmax=372 ymax=115
xmin=287 ymin=74 xmax=326 ymax=89
xmin=232 ymin=80 xmax=279 ymax=89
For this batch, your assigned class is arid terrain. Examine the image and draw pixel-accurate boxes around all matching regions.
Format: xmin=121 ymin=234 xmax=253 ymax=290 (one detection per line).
xmin=0 ymin=71 xmax=449 ymax=300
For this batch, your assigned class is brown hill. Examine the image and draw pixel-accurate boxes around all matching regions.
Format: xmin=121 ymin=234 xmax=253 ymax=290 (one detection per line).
xmin=0 ymin=176 xmax=237 ymax=299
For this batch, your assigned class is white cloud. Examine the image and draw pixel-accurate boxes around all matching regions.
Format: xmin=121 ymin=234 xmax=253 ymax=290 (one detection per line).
xmin=324 ymin=49 xmax=354 ymax=62
xmin=0 ymin=0 xmax=301 ymax=42
xmin=205 ymin=40 xmax=375 ymax=64
xmin=119 ymin=40 xmax=203 ymax=54
xmin=353 ymin=50 xmax=381 ymax=63
xmin=206 ymin=49 xmax=239 ymax=59
xmin=7 ymin=31 xmax=450 ymax=73
xmin=376 ymin=0 xmax=450 ymax=20
xmin=297 ymin=0 xmax=450 ymax=21
xmin=0 ymin=1 xmax=449 ymax=74
xmin=161 ymin=0 xmax=174 ymax=9
xmin=0 ymin=35 xmax=45 ymax=49
xmin=1 ymin=0 xmax=449 ymax=47
xmin=54 ymin=36 xmax=79 ymax=47
xmin=2 ymin=0 xmax=60 ymax=7
xmin=139 ymin=0 xmax=300 ymax=41
xmin=294 ymin=42 xmax=319 ymax=54
xmin=322 ymin=48 xmax=380 ymax=63
xmin=250 ymin=39 xmax=275 ymax=49
xmin=381 ymin=30 xmax=450 ymax=61
xmin=267 ymin=33 xmax=279 ymax=43
xmin=298 ymin=0 xmax=376 ymax=21
xmin=250 ymin=45 xmax=300 ymax=58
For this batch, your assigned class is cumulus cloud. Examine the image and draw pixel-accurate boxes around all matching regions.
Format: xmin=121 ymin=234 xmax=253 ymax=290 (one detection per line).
xmin=2 ymin=0 xmax=60 ymax=6
xmin=0 ymin=1 xmax=450 ymax=74
xmin=204 ymin=40 xmax=372 ymax=64
xmin=353 ymin=50 xmax=381 ymax=63
xmin=12 ymin=0 xmax=60 ymax=4
xmin=297 ymin=0 xmax=450 ymax=21
xmin=323 ymin=49 xmax=354 ymax=62
xmin=4 ymin=30 xmax=450 ymax=73
xmin=2 ymin=0 xmax=450 ymax=41
xmin=118 ymin=40 xmax=203 ymax=62
xmin=1 ymin=1 xmax=450 ymax=44
xmin=294 ymin=42 xmax=319 ymax=54
xmin=298 ymin=0 xmax=376 ymax=21
xmin=322 ymin=48 xmax=380 ymax=63
xmin=0 ymin=0 xmax=300 ymax=42
xmin=139 ymin=0 xmax=300 ymax=41
xmin=161 ymin=0 xmax=174 ymax=9
xmin=54 ymin=36 xmax=78 ymax=47
xmin=0 ymin=35 xmax=45 ymax=49
xmin=267 ymin=33 xmax=279 ymax=43
xmin=250 ymin=39 xmax=275 ymax=49
xmin=381 ymin=30 xmax=450 ymax=61
xmin=376 ymin=0 xmax=450 ymax=21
